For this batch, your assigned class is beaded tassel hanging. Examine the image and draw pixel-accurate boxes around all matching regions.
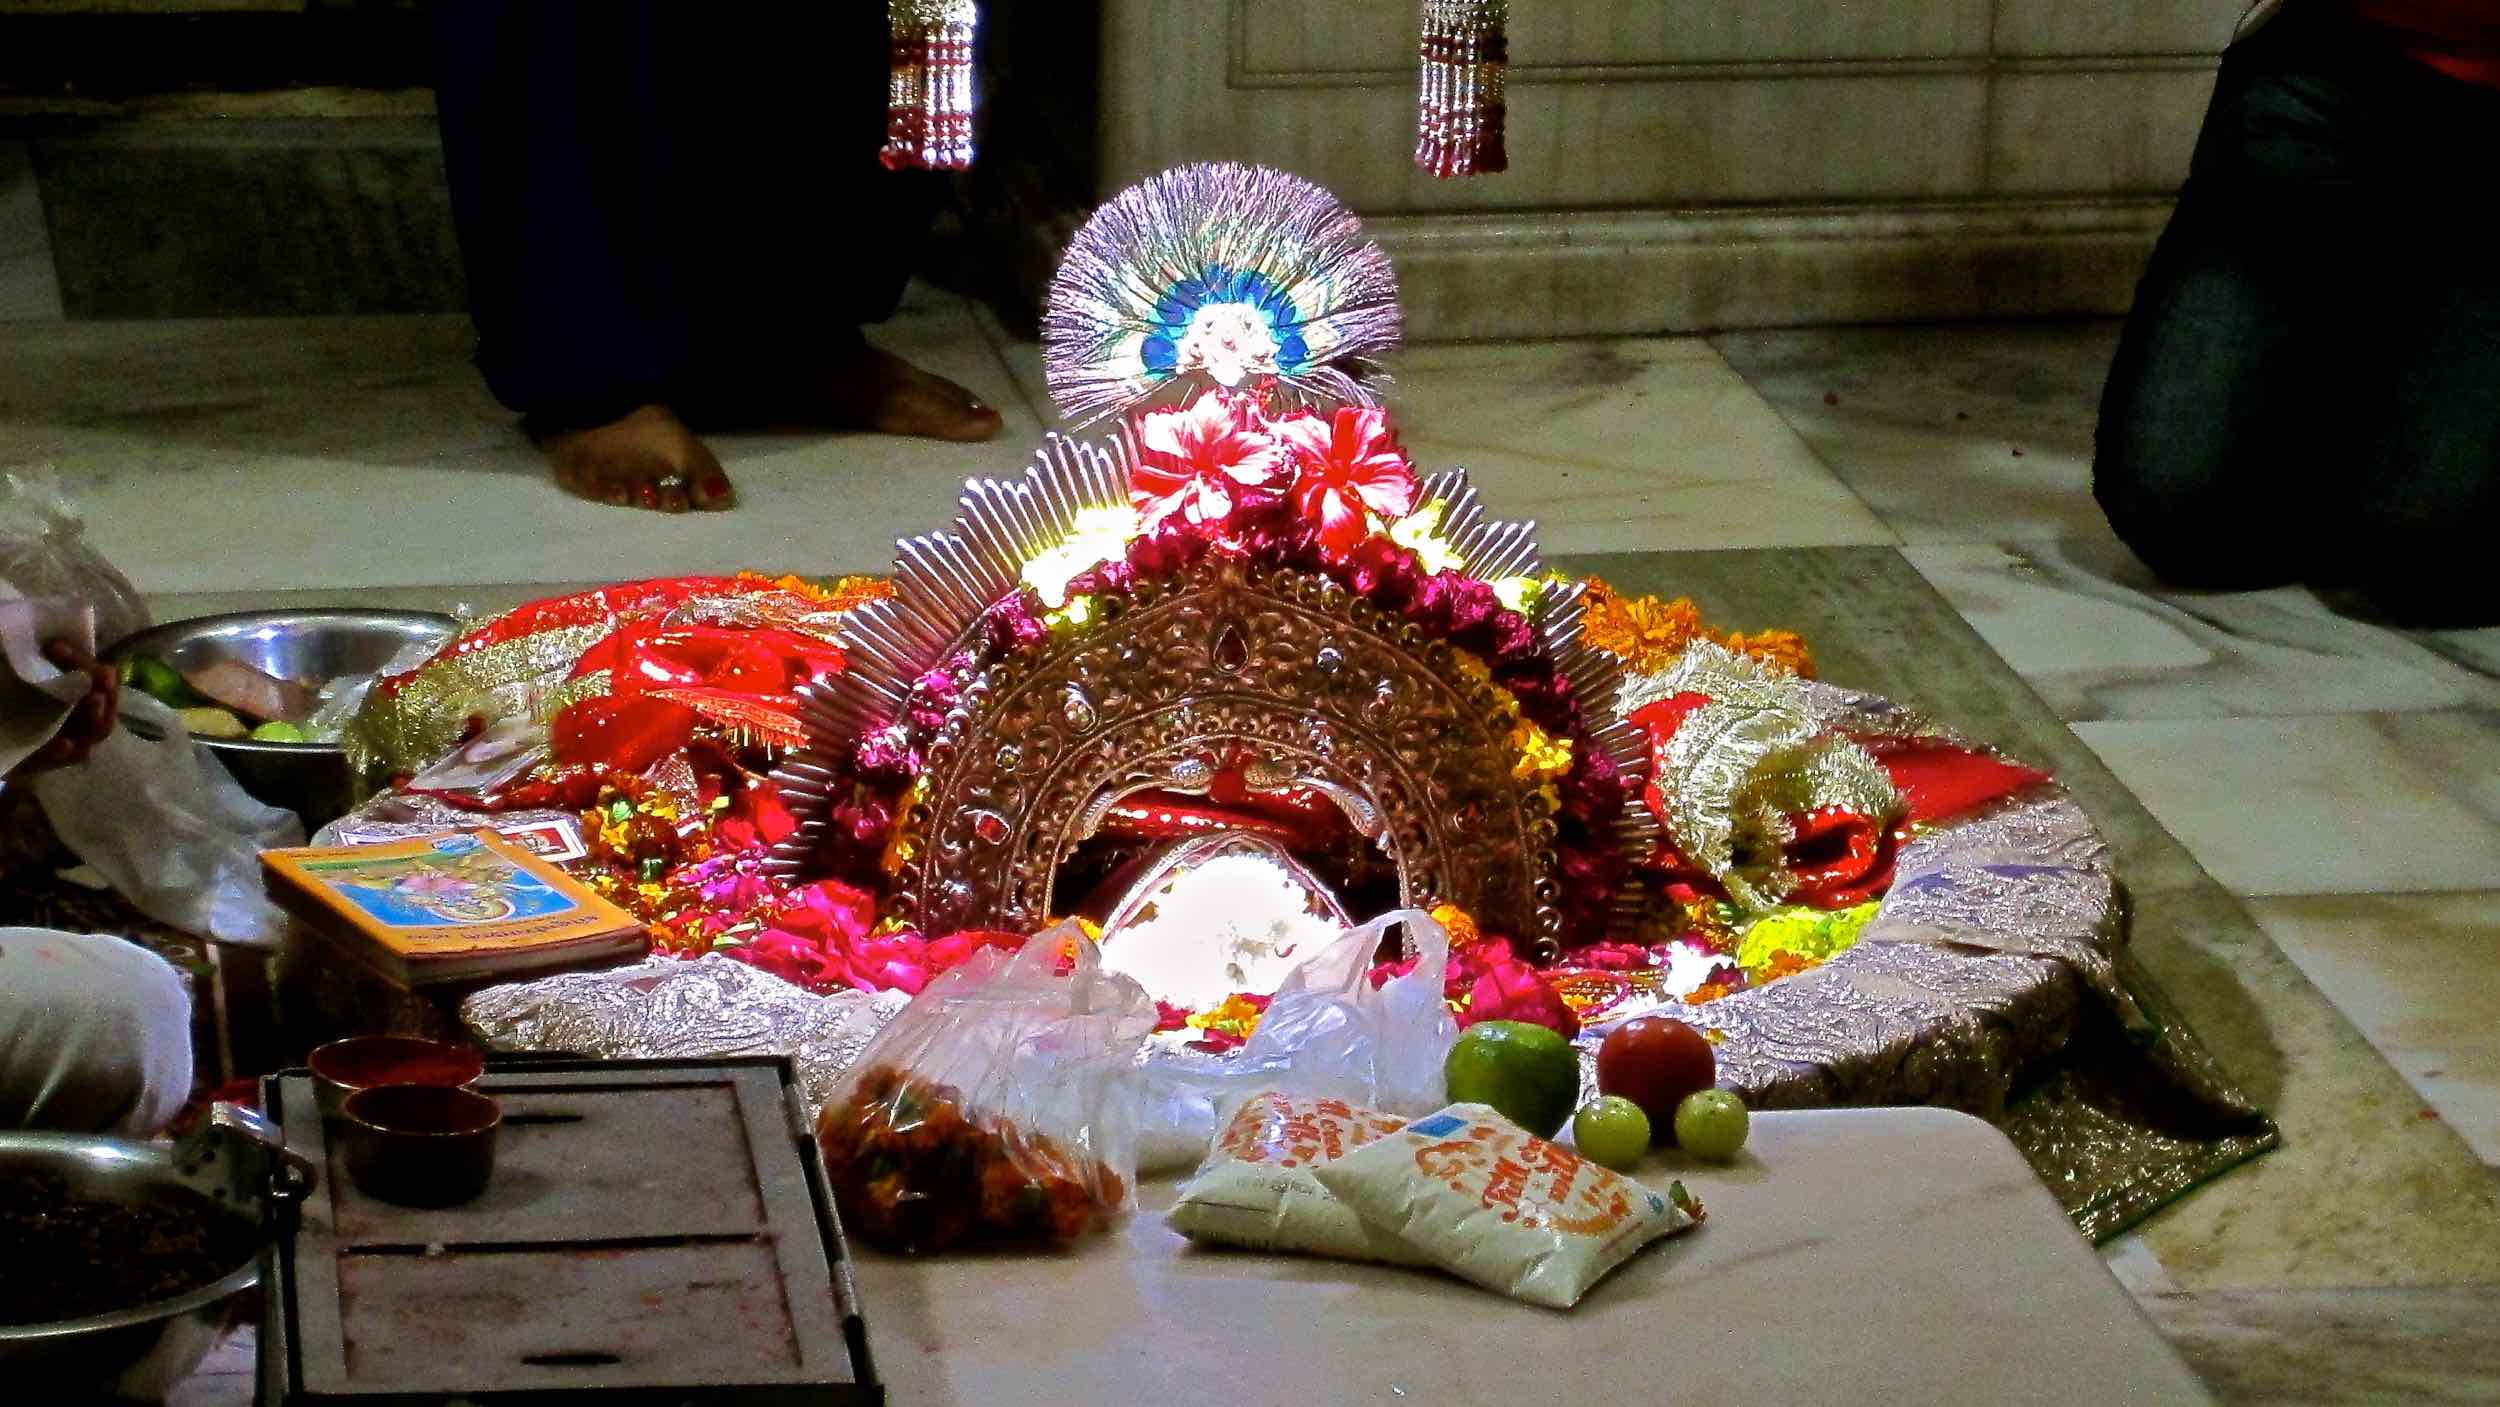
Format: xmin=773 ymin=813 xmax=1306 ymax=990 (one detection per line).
xmin=1416 ymin=0 xmax=1508 ymax=178
xmin=883 ymin=0 xmax=977 ymax=171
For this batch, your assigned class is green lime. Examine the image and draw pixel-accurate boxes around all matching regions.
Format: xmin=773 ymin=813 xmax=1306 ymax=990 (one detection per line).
xmin=1572 ymin=1095 xmax=1651 ymax=1171
xmin=248 ymin=720 xmax=308 ymax=743
xmin=1672 ymin=1089 xmax=1750 ymax=1162
xmin=126 ymin=657 xmax=202 ymax=707
xmin=1443 ymin=1020 xmax=1581 ymax=1138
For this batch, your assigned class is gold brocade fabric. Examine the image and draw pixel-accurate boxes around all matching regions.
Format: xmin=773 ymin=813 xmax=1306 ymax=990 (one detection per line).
xmin=2000 ymin=952 xmax=2279 ymax=1242
xmin=347 ymin=622 xmax=611 ymax=776
xmin=1621 ymin=642 xmax=1902 ymax=909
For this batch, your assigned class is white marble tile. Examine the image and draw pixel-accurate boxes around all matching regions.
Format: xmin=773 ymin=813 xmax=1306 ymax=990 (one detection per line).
xmin=1386 ymin=339 xmax=1895 ymax=553
xmin=1710 ymin=321 xmax=2126 ymax=545
xmin=2071 ymin=714 xmax=2500 ymax=896
xmin=2245 ymin=892 xmax=2500 ymax=1168
xmin=1905 ymin=540 xmax=2500 ymax=722
xmin=2135 ymin=1284 xmax=2500 ymax=1405
xmin=2414 ymin=626 xmax=2500 ymax=684
xmin=982 ymin=331 xmax=1894 ymax=555
xmin=0 ymin=297 xmax=1048 ymax=595
xmin=0 ymin=141 xmax=65 ymax=321
xmin=2123 ymin=885 xmax=2500 ymax=1291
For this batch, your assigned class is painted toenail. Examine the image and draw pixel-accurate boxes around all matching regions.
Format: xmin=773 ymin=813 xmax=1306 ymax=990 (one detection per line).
xmin=703 ymin=474 xmax=731 ymax=499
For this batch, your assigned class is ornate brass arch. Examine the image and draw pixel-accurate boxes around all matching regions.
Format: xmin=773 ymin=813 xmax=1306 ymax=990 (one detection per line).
xmin=889 ymin=557 xmax=1563 ymax=947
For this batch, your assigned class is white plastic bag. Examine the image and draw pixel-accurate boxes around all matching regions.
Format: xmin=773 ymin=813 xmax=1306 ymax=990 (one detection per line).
xmin=30 ymin=691 xmax=302 ymax=948
xmin=0 ymin=468 xmax=148 ymax=651
xmin=1136 ymin=908 xmax=1461 ymax=1172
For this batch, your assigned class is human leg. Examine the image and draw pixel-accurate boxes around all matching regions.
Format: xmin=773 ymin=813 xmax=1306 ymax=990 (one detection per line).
xmin=430 ymin=0 xmax=731 ymax=510
xmin=2094 ymin=5 xmax=2391 ymax=588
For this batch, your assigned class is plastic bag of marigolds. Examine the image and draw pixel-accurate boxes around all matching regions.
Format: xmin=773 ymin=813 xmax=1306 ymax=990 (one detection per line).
xmin=817 ymin=922 xmax=1157 ymax=1252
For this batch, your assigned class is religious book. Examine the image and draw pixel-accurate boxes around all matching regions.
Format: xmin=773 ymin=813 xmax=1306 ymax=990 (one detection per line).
xmin=260 ymin=830 xmax=647 ymax=987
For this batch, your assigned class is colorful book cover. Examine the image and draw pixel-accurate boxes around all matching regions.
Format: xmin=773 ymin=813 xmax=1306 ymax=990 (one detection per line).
xmin=261 ymin=830 xmax=644 ymax=983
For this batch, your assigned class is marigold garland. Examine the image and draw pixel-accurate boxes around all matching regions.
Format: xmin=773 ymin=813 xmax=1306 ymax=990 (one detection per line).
xmin=1580 ymin=577 xmax=1816 ymax=679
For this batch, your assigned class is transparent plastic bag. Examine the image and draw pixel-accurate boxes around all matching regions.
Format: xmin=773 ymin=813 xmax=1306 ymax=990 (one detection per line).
xmin=0 ymin=468 xmax=148 ymax=651
xmin=30 ymin=692 xmax=303 ymax=948
xmin=814 ymin=923 xmax=1156 ymax=1253
xmin=1136 ymin=908 xmax=1460 ymax=1173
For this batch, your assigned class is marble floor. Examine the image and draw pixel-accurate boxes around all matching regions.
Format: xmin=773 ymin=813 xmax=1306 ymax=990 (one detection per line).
xmin=6 ymin=221 xmax=2499 ymax=1395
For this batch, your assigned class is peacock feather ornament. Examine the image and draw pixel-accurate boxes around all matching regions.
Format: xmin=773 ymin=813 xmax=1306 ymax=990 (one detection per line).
xmin=1040 ymin=164 xmax=1404 ymax=427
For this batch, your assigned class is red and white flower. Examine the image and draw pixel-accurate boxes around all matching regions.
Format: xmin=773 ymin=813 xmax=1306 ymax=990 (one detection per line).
xmin=1273 ymin=405 xmax=1419 ymax=559
xmin=1130 ymin=390 xmax=1285 ymax=528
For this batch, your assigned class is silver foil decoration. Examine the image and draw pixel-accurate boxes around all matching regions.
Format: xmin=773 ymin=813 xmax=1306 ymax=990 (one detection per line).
xmin=460 ymin=954 xmax=912 ymax=1121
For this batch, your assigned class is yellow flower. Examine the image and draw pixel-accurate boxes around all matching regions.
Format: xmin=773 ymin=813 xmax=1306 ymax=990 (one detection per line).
xmin=1491 ymin=575 xmax=1547 ymax=615
xmin=879 ymin=830 xmax=917 ymax=876
xmin=1021 ymin=505 xmax=1143 ymax=607
xmin=1187 ymin=993 xmax=1269 ymax=1039
xmin=1045 ymin=594 xmax=1097 ymax=631
xmin=1735 ymin=900 xmax=1876 ymax=980
xmin=1508 ymin=718 xmax=1575 ymax=781
xmin=1388 ymin=499 xmax=1467 ymax=575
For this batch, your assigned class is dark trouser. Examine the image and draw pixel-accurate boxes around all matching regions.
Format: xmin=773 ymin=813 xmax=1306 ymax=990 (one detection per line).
xmin=428 ymin=2 xmax=944 ymax=431
xmin=2093 ymin=1 xmax=2500 ymax=624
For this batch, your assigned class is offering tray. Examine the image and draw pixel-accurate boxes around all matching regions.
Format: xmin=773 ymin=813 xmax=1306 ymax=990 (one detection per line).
xmin=258 ymin=1057 xmax=880 ymax=1406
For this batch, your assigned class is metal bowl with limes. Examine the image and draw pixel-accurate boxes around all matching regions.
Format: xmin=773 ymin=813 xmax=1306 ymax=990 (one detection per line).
xmin=106 ymin=609 xmax=455 ymax=830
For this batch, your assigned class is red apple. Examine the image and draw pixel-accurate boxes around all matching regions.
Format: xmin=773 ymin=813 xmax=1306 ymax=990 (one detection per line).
xmin=1595 ymin=1016 xmax=1717 ymax=1145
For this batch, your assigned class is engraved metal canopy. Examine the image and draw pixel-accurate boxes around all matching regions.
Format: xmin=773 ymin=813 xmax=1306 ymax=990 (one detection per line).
xmin=767 ymin=430 xmax=1660 ymax=956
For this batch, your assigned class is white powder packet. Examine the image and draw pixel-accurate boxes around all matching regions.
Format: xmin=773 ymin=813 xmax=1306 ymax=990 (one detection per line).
xmin=1168 ymin=1091 xmax=1429 ymax=1265
xmin=1312 ymin=1103 xmax=1703 ymax=1308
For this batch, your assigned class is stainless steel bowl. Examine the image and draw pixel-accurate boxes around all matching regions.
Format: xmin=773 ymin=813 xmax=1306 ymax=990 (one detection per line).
xmin=107 ymin=608 xmax=456 ymax=830
xmin=0 ymin=1133 xmax=265 ymax=1400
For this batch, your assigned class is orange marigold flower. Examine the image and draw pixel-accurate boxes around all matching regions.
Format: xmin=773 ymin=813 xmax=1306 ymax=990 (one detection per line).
xmin=1757 ymin=949 xmax=1824 ymax=982
xmin=1683 ymin=980 xmax=1736 ymax=1005
xmin=1581 ymin=577 xmax=1708 ymax=672
xmin=1718 ymin=628 xmax=1816 ymax=680
xmin=1429 ymin=902 xmax=1483 ymax=950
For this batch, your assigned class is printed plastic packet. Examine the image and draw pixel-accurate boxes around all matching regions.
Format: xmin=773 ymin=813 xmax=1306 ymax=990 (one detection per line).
xmin=1167 ymin=1090 xmax=1429 ymax=1266
xmin=1312 ymin=1103 xmax=1704 ymax=1309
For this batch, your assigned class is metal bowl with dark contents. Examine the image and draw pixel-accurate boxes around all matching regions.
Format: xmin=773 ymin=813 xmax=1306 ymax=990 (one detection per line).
xmin=106 ymin=609 xmax=456 ymax=830
xmin=0 ymin=1106 xmax=310 ymax=1400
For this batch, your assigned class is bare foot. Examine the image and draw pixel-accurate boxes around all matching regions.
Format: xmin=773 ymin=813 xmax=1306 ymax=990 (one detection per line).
xmin=824 ymin=345 xmax=1005 ymax=443
xmin=532 ymin=404 xmax=734 ymax=512
xmin=685 ymin=345 xmax=1005 ymax=443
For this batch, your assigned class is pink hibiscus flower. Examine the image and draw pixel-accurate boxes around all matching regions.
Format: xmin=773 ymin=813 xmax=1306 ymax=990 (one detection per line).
xmin=1273 ymin=405 xmax=1418 ymax=559
xmin=1131 ymin=390 xmax=1284 ymax=529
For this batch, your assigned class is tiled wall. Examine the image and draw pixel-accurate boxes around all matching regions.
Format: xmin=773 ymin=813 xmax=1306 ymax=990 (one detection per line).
xmin=1101 ymin=0 xmax=2242 ymax=336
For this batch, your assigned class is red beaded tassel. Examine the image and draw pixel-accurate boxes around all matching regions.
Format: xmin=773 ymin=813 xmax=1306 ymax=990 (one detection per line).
xmin=1416 ymin=0 xmax=1509 ymax=178
xmin=882 ymin=0 xmax=977 ymax=172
